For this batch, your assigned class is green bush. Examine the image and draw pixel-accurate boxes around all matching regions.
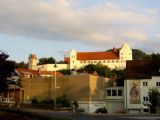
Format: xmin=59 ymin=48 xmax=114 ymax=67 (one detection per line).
xmin=56 ymin=94 xmax=70 ymax=107
xmin=31 ymin=98 xmax=39 ymax=104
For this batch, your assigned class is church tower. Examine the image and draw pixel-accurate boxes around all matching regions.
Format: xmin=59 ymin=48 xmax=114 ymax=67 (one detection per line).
xmin=28 ymin=54 xmax=37 ymax=70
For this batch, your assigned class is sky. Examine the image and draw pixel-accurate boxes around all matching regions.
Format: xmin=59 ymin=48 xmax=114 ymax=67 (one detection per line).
xmin=0 ymin=0 xmax=160 ymax=62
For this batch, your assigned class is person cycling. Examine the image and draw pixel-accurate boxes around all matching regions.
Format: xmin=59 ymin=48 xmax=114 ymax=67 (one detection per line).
xmin=71 ymin=100 xmax=79 ymax=113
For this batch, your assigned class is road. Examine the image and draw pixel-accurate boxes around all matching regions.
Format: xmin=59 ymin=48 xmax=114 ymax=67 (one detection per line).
xmin=25 ymin=109 xmax=160 ymax=120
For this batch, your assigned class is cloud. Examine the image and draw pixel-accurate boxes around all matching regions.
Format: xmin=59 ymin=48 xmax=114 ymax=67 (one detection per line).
xmin=123 ymin=30 xmax=147 ymax=41
xmin=155 ymin=33 xmax=160 ymax=38
xmin=0 ymin=0 xmax=159 ymax=49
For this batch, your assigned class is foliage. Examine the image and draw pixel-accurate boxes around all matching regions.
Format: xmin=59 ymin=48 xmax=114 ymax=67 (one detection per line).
xmin=148 ymin=88 xmax=160 ymax=113
xmin=132 ymin=49 xmax=150 ymax=60
xmin=0 ymin=52 xmax=16 ymax=93
xmin=31 ymin=95 xmax=70 ymax=107
xmin=77 ymin=64 xmax=125 ymax=86
xmin=38 ymin=57 xmax=55 ymax=65
xmin=31 ymin=98 xmax=39 ymax=104
xmin=56 ymin=94 xmax=70 ymax=107
xmin=151 ymin=52 xmax=160 ymax=60
xmin=110 ymin=69 xmax=125 ymax=86
xmin=59 ymin=69 xmax=71 ymax=75
xmin=132 ymin=49 xmax=160 ymax=60
xmin=77 ymin=64 xmax=111 ymax=77
xmin=15 ymin=61 xmax=28 ymax=68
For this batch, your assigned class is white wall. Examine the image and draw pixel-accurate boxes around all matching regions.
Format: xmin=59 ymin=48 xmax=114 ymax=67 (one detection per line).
xmin=78 ymin=101 xmax=105 ymax=113
xmin=106 ymin=100 xmax=124 ymax=113
xmin=31 ymin=64 xmax=68 ymax=71
xmin=125 ymin=76 xmax=160 ymax=114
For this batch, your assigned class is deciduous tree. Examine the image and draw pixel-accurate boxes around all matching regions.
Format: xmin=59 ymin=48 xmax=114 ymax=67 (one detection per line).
xmin=0 ymin=52 xmax=15 ymax=93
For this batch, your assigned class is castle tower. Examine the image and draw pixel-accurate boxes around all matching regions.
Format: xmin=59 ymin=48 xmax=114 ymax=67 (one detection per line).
xmin=119 ymin=42 xmax=132 ymax=60
xmin=28 ymin=54 xmax=37 ymax=70
xmin=69 ymin=49 xmax=77 ymax=69
xmin=119 ymin=42 xmax=132 ymax=69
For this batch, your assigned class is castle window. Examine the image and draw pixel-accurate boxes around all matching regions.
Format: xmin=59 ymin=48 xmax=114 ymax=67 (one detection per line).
xmin=88 ymin=61 xmax=90 ymax=63
xmin=94 ymin=61 xmax=97 ymax=63
xmin=103 ymin=60 xmax=106 ymax=63
xmin=116 ymin=60 xmax=118 ymax=63
xmin=121 ymin=53 xmax=123 ymax=55
xmin=112 ymin=60 xmax=114 ymax=63
xmin=108 ymin=60 xmax=110 ymax=63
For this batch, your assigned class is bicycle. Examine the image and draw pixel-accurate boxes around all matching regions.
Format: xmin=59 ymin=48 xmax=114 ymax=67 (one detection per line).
xmin=72 ymin=108 xmax=84 ymax=118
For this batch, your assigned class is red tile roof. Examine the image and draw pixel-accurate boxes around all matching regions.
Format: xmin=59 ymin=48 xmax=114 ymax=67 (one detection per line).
xmin=77 ymin=51 xmax=119 ymax=60
xmin=16 ymin=68 xmax=63 ymax=78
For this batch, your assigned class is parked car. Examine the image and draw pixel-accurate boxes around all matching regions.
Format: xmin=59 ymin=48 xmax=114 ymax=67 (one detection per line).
xmin=95 ymin=107 xmax=107 ymax=113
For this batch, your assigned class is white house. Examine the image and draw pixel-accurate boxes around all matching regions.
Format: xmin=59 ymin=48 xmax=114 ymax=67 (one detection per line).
xmin=124 ymin=60 xmax=160 ymax=114
xmin=106 ymin=87 xmax=124 ymax=113
xmin=28 ymin=43 xmax=132 ymax=71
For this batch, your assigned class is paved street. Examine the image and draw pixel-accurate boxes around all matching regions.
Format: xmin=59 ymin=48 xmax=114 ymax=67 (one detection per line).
xmin=25 ymin=109 xmax=160 ymax=120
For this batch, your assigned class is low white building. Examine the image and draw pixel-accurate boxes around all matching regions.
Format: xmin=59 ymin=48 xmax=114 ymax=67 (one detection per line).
xmin=106 ymin=87 xmax=124 ymax=113
xmin=124 ymin=60 xmax=160 ymax=114
xmin=28 ymin=43 xmax=132 ymax=71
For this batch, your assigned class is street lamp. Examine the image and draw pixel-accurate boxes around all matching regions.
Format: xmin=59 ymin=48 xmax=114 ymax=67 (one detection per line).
xmin=54 ymin=61 xmax=57 ymax=110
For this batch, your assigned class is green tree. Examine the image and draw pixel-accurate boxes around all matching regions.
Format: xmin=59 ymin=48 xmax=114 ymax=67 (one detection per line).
xmin=59 ymin=69 xmax=71 ymax=75
xmin=110 ymin=69 xmax=125 ymax=86
xmin=151 ymin=52 xmax=160 ymax=60
xmin=148 ymin=88 xmax=160 ymax=113
xmin=38 ymin=57 xmax=55 ymax=65
xmin=15 ymin=61 xmax=27 ymax=68
xmin=0 ymin=52 xmax=15 ymax=93
xmin=132 ymin=49 xmax=150 ymax=60
xmin=77 ymin=64 xmax=111 ymax=77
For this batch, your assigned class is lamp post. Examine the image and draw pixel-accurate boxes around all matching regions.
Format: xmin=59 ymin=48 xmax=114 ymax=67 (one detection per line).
xmin=54 ymin=61 xmax=57 ymax=110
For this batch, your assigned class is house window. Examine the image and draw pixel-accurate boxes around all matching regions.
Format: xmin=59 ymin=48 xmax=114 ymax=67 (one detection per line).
xmin=118 ymin=89 xmax=122 ymax=96
xmin=112 ymin=90 xmax=117 ymax=96
xmin=143 ymin=96 xmax=149 ymax=101
xmin=107 ymin=90 xmax=111 ymax=96
xmin=156 ymin=82 xmax=160 ymax=86
xmin=143 ymin=82 xmax=148 ymax=86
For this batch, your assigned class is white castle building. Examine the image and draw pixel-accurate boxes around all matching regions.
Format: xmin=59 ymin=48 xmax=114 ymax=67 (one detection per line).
xmin=28 ymin=43 xmax=132 ymax=71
